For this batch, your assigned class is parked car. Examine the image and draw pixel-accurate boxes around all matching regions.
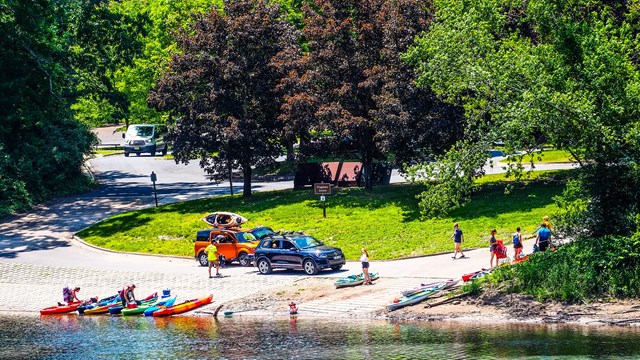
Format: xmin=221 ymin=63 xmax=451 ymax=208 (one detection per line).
xmin=254 ymin=234 xmax=345 ymax=275
xmin=122 ymin=124 xmax=168 ymax=157
xmin=194 ymin=227 xmax=273 ymax=267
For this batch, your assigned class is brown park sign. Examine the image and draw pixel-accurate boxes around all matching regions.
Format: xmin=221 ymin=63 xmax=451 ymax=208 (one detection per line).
xmin=314 ymin=183 xmax=331 ymax=195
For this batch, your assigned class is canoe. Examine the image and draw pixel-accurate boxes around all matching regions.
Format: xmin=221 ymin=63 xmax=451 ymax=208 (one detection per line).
xmin=153 ymin=295 xmax=213 ymax=317
xmin=334 ymin=273 xmax=379 ymax=289
xmin=40 ymin=301 xmax=83 ymax=315
xmin=124 ymin=295 xmax=177 ymax=316
xmin=202 ymin=212 xmax=247 ymax=228
xmin=387 ymin=283 xmax=447 ymax=311
xmin=402 ymin=279 xmax=458 ymax=297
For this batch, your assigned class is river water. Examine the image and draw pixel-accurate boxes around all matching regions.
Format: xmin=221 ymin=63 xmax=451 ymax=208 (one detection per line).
xmin=2 ymin=314 xmax=640 ymax=359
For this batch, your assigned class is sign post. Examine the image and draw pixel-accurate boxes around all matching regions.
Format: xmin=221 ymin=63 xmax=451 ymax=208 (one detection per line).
xmin=150 ymin=171 xmax=158 ymax=207
xmin=314 ymin=183 xmax=331 ymax=218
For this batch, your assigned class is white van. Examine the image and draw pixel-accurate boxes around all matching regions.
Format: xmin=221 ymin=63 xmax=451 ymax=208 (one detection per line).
xmin=122 ymin=124 xmax=168 ymax=157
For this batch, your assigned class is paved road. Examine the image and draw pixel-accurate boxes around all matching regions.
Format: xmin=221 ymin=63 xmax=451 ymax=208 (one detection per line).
xmin=0 ymin=125 xmax=572 ymax=313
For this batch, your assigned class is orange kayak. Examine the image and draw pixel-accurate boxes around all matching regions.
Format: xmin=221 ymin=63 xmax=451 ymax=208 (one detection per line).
xmin=153 ymin=295 xmax=213 ymax=317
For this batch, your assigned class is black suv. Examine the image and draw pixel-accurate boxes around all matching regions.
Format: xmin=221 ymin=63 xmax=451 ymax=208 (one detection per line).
xmin=254 ymin=234 xmax=345 ymax=275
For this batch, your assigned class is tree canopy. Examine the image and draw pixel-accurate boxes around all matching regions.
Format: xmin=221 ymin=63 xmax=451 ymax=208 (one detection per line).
xmin=279 ymin=0 xmax=463 ymax=189
xmin=149 ymin=0 xmax=300 ymax=197
xmin=405 ymin=0 xmax=640 ymax=234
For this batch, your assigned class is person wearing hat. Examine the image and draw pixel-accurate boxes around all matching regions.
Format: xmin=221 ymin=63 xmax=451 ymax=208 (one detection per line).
xmin=205 ymin=236 xmax=222 ymax=278
xmin=543 ymin=216 xmax=552 ymax=231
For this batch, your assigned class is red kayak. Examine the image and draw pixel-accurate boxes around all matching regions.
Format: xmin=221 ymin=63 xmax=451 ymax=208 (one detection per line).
xmin=40 ymin=301 xmax=83 ymax=315
xmin=153 ymin=295 xmax=213 ymax=317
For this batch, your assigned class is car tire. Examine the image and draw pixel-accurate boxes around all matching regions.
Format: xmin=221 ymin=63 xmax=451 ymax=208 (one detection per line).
xmin=257 ymin=258 xmax=272 ymax=274
xmin=197 ymin=252 xmax=208 ymax=267
xmin=238 ymin=252 xmax=250 ymax=267
xmin=303 ymin=259 xmax=318 ymax=275
xmin=331 ymin=265 xmax=343 ymax=271
xmin=124 ymin=152 xmax=129 ymax=157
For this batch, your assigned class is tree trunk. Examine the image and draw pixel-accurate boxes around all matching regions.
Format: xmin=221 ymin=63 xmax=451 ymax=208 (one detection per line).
xmin=228 ymin=159 xmax=234 ymax=196
xmin=363 ymin=160 xmax=373 ymax=190
xmin=242 ymin=162 xmax=252 ymax=198
xmin=285 ymin=137 xmax=295 ymax=162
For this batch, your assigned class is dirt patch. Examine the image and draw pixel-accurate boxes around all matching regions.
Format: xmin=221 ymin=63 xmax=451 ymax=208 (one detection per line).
xmin=213 ymin=277 xmax=640 ymax=327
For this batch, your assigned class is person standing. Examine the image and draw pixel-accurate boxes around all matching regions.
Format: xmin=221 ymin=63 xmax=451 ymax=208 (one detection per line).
xmin=205 ymin=236 xmax=221 ymax=278
xmin=536 ymin=223 xmax=551 ymax=252
xmin=543 ymin=216 xmax=552 ymax=231
xmin=360 ymin=248 xmax=372 ymax=285
xmin=450 ymin=223 xmax=466 ymax=259
xmin=513 ymin=227 xmax=523 ymax=259
xmin=489 ymin=229 xmax=498 ymax=268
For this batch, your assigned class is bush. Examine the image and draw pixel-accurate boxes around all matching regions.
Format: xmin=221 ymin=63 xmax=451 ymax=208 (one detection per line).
xmin=489 ymin=235 xmax=640 ymax=302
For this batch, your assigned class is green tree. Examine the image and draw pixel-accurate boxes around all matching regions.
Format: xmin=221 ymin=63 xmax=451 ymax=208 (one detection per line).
xmin=405 ymin=0 xmax=640 ymax=232
xmin=279 ymin=0 xmax=463 ymax=189
xmin=149 ymin=0 xmax=300 ymax=197
xmin=0 ymin=0 xmax=96 ymax=216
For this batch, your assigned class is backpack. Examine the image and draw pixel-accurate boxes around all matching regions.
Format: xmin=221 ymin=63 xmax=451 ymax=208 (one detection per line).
xmin=513 ymin=233 xmax=520 ymax=245
xmin=62 ymin=287 xmax=72 ymax=302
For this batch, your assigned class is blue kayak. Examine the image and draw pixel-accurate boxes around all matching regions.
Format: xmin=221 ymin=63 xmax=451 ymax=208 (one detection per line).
xmin=143 ymin=296 xmax=177 ymax=316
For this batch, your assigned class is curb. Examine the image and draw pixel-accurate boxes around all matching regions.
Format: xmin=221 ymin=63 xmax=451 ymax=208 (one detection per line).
xmin=71 ymin=235 xmax=194 ymax=262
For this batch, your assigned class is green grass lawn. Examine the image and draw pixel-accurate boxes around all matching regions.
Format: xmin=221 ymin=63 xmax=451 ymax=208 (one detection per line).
xmin=93 ymin=149 xmax=124 ymax=156
xmin=500 ymin=149 xmax=574 ymax=163
xmin=77 ymin=172 xmax=567 ymax=261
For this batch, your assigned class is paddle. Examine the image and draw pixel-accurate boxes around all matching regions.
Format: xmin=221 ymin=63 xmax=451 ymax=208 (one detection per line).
xmin=223 ymin=308 xmax=258 ymax=316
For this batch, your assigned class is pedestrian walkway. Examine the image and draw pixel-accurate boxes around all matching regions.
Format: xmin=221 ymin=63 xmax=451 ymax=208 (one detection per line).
xmin=0 ymin=263 xmax=303 ymax=312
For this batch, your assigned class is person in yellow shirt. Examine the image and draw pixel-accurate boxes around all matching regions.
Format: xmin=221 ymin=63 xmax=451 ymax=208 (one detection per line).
xmin=205 ymin=236 xmax=221 ymax=278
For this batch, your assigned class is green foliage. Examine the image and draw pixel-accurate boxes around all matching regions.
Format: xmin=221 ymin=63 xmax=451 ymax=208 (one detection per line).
xmin=77 ymin=178 xmax=563 ymax=259
xmin=406 ymin=141 xmax=489 ymax=218
xmin=405 ymin=0 xmax=640 ymax=236
xmin=490 ymin=235 xmax=640 ymax=302
xmin=0 ymin=0 xmax=97 ymax=217
xmin=149 ymin=0 xmax=300 ymax=197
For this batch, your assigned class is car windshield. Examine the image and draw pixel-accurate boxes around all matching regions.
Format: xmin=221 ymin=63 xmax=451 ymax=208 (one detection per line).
xmin=127 ymin=125 xmax=153 ymax=137
xmin=293 ymin=236 xmax=323 ymax=249
xmin=237 ymin=233 xmax=256 ymax=243
xmin=251 ymin=227 xmax=274 ymax=239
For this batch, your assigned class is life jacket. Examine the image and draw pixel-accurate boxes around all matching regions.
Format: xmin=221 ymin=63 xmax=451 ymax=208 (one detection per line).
xmin=513 ymin=233 xmax=520 ymax=245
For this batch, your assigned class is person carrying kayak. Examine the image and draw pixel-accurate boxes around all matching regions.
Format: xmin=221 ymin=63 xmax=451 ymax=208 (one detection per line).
xmin=535 ymin=223 xmax=552 ymax=252
xmin=489 ymin=229 xmax=498 ymax=268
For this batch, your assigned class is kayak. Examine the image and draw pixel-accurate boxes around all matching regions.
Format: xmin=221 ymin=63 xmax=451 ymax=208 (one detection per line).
xmin=202 ymin=212 xmax=247 ymax=228
xmin=387 ymin=282 xmax=447 ymax=311
xmin=462 ymin=268 xmax=494 ymax=282
xmin=78 ymin=295 xmax=120 ymax=315
xmin=143 ymin=296 xmax=178 ymax=316
xmin=40 ymin=301 xmax=83 ymax=315
xmin=402 ymin=279 xmax=458 ymax=297
xmin=124 ymin=295 xmax=177 ymax=316
xmin=153 ymin=295 xmax=213 ymax=317
xmin=334 ymin=272 xmax=379 ymax=289
xmin=83 ymin=292 xmax=157 ymax=315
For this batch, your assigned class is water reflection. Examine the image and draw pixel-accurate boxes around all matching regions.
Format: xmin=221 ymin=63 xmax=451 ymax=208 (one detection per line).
xmin=2 ymin=314 xmax=640 ymax=359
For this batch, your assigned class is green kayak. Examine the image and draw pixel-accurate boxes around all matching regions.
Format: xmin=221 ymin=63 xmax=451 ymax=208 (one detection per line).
xmin=122 ymin=295 xmax=176 ymax=316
